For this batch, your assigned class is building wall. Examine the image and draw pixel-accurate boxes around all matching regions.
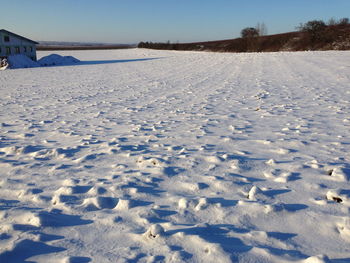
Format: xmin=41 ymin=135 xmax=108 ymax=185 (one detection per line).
xmin=0 ymin=31 xmax=37 ymax=61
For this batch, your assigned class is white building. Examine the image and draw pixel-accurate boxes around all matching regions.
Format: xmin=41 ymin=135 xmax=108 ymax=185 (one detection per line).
xmin=0 ymin=29 xmax=38 ymax=61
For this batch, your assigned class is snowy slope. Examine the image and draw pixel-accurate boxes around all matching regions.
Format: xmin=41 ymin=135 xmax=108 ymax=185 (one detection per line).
xmin=0 ymin=49 xmax=350 ymax=263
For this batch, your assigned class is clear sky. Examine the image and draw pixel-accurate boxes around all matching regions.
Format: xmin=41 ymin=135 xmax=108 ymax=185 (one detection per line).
xmin=1 ymin=0 xmax=349 ymax=44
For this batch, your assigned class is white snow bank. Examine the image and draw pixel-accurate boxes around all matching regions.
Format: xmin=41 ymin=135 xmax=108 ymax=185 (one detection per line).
xmin=6 ymin=54 xmax=80 ymax=69
xmin=7 ymin=54 xmax=39 ymax=69
xmin=38 ymin=54 xmax=80 ymax=66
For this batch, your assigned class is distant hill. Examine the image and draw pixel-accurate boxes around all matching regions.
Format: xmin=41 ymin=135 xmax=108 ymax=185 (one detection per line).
xmin=138 ymin=24 xmax=350 ymax=52
xmin=37 ymin=41 xmax=136 ymax=51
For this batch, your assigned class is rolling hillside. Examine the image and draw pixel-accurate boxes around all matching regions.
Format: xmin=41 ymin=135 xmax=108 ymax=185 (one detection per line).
xmin=139 ymin=23 xmax=350 ymax=52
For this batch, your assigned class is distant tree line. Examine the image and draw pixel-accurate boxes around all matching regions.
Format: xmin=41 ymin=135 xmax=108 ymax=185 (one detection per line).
xmin=296 ymin=17 xmax=350 ymax=48
xmin=138 ymin=41 xmax=180 ymax=50
xmin=138 ymin=17 xmax=350 ymax=52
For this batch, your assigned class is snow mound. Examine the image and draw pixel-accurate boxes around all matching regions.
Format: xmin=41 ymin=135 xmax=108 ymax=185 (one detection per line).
xmin=38 ymin=54 xmax=80 ymax=66
xmin=5 ymin=54 xmax=80 ymax=69
xmin=7 ymin=54 xmax=39 ymax=69
xmin=144 ymin=224 xmax=165 ymax=239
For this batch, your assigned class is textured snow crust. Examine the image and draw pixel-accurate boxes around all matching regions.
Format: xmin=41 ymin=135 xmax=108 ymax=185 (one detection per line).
xmin=0 ymin=49 xmax=350 ymax=262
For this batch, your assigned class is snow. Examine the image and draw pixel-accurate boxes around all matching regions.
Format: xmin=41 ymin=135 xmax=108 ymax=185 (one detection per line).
xmin=38 ymin=54 xmax=80 ymax=67
xmin=6 ymin=54 xmax=80 ymax=69
xmin=0 ymin=48 xmax=350 ymax=262
xmin=7 ymin=54 xmax=39 ymax=69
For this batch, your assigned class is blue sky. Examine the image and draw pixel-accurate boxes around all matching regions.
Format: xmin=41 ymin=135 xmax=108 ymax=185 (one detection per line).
xmin=1 ymin=0 xmax=349 ymax=43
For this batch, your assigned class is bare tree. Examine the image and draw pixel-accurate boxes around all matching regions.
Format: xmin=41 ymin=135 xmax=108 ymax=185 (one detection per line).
xmin=241 ymin=27 xmax=259 ymax=38
xmin=240 ymin=27 xmax=259 ymax=51
xmin=256 ymin=22 xmax=268 ymax=36
xmin=298 ymin=20 xmax=327 ymax=46
xmin=298 ymin=20 xmax=327 ymax=33
xmin=327 ymin=17 xmax=337 ymax=26
xmin=339 ymin=17 xmax=349 ymax=25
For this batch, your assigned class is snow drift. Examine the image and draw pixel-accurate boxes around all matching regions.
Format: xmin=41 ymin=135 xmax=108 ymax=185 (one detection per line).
xmin=7 ymin=54 xmax=39 ymax=69
xmin=38 ymin=54 xmax=80 ymax=66
xmin=6 ymin=54 xmax=80 ymax=69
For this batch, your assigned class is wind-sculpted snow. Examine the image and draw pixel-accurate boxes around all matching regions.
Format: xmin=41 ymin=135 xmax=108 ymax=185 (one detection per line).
xmin=0 ymin=49 xmax=350 ymax=262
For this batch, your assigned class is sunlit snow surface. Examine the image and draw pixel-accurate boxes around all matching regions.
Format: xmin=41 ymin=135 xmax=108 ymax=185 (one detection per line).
xmin=1 ymin=49 xmax=350 ymax=262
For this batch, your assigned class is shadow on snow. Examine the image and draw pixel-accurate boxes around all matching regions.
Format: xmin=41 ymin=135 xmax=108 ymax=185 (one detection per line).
xmin=79 ymin=57 xmax=162 ymax=65
xmin=35 ymin=57 xmax=164 ymax=68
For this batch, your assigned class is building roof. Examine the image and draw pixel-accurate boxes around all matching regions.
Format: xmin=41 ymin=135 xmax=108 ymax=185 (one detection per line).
xmin=0 ymin=29 xmax=39 ymax=45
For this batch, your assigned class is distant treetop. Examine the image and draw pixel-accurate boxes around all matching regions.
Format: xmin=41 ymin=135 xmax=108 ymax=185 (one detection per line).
xmin=241 ymin=27 xmax=259 ymax=38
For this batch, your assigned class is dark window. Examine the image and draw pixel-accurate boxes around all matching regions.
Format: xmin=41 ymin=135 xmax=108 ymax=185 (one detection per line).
xmin=0 ymin=47 xmax=1 ymax=53
xmin=24 ymin=46 xmax=27 ymax=52
xmin=4 ymin=36 xmax=10 ymax=42
xmin=15 ymin=47 xmax=20 ymax=54
xmin=30 ymin=46 xmax=33 ymax=52
xmin=6 ymin=47 xmax=11 ymax=55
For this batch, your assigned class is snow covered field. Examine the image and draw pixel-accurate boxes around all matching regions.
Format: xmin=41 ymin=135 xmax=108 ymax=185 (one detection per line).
xmin=1 ymin=49 xmax=350 ymax=262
